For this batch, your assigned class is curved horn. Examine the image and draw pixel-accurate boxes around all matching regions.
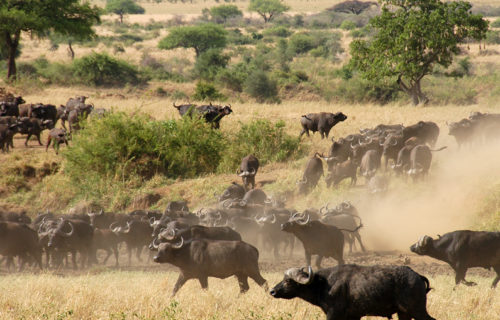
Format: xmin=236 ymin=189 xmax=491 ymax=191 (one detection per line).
xmin=342 ymin=201 xmax=351 ymax=209
xmin=164 ymin=228 xmax=176 ymax=241
xmin=297 ymin=214 xmax=310 ymax=225
xmin=249 ymin=168 xmax=256 ymax=175
xmin=171 ymin=236 xmax=184 ymax=249
xmin=239 ymin=199 xmax=247 ymax=207
xmin=391 ymin=139 xmax=398 ymax=146
xmin=270 ymin=214 xmax=276 ymax=224
xmin=109 ymin=222 xmax=120 ymax=231
xmin=58 ymin=221 xmax=74 ymax=237
xmin=151 ymin=237 xmax=161 ymax=249
xmin=302 ymin=266 xmax=314 ymax=284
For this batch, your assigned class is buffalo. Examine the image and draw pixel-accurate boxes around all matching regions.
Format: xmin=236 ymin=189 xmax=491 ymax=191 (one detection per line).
xmin=270 ymin=264 xmax=435 ymax=320
xmin=407 ymin=145 xmax=446 ymax=181
xmin=0 ymin=222 xmax=42 ymax=271
xmin=237 ymin=154 xmax=259 ymax=190
xmin=359 ymin=149 xmax=381 ymax=179
xmin=153 ymin=238 xmax=268 ymax=296
xmin=46 ymin=128 xmax=69 ymax=154
xmin=217 ymin=182 xmax=246 ymax=203
xmin=410 ymin=230 xmax=500 ymax=287
xmin=300 ymin=112 xmax=347 ymax=139
xmin=297 ymin=153 xmax=324 ymax=194
xmin=281 ymin=213 xmax=347 ymax=268
xmin=325 ymin=158 xmax=357 ymax=188
xmin=0 ymin=96 xmax=25 ymax=117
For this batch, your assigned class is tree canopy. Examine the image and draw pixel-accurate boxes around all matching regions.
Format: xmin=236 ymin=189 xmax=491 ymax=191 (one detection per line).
xmin=105 ymin=0 xmax=145 ymax=24
xmin=158 ymin=24 xmax=227 ymax=57
xmin=330 ymin=1 xmax=377 ymax=15
xmin=248 ymin=0 xmax=290 ymax=23
xmin=349 ymin=0 xmax=488 ymax=105
xmin=0 ymin=0 xmax=100 ymax=80
xmin=209 ymin=5 xmax=243 ymax=24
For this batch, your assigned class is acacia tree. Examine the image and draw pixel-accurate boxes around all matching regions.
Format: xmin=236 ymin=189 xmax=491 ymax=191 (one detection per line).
xmin=209 ymin=5 xmax=243 ymax=24
xmin=248 ymin=0 xmax=290 ymax=23
xmin=350 ymin=0 xmax=488 ymax=105
xmin=158 ymin=24 xmax=227 ymax=57
xmin=330 ymin=1 xmax=377 ymax=15
xmin=105 ymin=0 xmax=145 ymax=24
xmin=0 ymin=0 xmax=100 ymax=80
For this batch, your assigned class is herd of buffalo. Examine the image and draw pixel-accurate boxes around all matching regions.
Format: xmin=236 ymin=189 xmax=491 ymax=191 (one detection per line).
xmin=1 ymin=93 xmax=500 ymax=319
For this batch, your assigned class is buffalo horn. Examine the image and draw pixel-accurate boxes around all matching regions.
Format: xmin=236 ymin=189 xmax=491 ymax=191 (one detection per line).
xmin=58 ymin=221 xmax=74 ymax=237
xmin=151 ymin=237 xmax=161 ymax=249
xmin=171 ymin=236 xmax=184 ymax=249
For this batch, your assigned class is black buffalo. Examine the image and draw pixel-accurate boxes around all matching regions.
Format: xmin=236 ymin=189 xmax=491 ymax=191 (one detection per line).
xmin=153 ymin=238 xmax=268 ymax=296
xmin=410 ymin=230 xmax=500 ymax=287
xmin=407 ymin=145 xmax=446 ymax=181
xmin=281 ymin=213 xmax=347 ymax=268
xmin=217 ymin=182 xmax=246 ymax=202
xmin=300 ymin=112 xmax=347 ymax=139
xmin=297 ymin=153 xmax=324 ymax=195
xmin=0 ymin=96 xmax=25 ymax=117
xmin=402 ymin=121 xmax=440 ymax=147
xmin=237 ymin=154 xmax=259 ymax=190
xmin=270 ymin=264 xmax=435 ymax=320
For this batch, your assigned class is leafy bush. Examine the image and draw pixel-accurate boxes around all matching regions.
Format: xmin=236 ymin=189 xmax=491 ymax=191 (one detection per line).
xmin=218 ymin=119 xmax=304 ymax=172
xmin=63 ymin=114 xmax=304 ymax=194
xmin=217 ymin=62 xmax=253 ymax=92
xmin=287 ymin=31 xmax=343 ymax=58
xmin=340 ymin=20 xmax=357 ymax=30
xmin=287 ymin=33 xmax=316 ymax=54
xmin=209 ymin=4 xmax=243 ymax=24
xmin=193 ymin=81 xmax=226 ymax=101
xmin=73 ymin=52 xmax=141 ymax=86
xmin=63 ymin=113 xmax=226 ymax=184
xmin=491 ymin=18 xmax=500 ymax=28
xmin=244 ymin=70 xmax=279 ymax=103
xmin=333 ymin=75 xmax=400 ymax=104
xmin=486 ymin=31 xmax=500 ymax=44
xmin=226 ymin=29 xmax=254 ymax=45
xmin=263 ymin=26 xmax=293 ymax=37
xmin=193 ymin=48 xmax=230 ymax=80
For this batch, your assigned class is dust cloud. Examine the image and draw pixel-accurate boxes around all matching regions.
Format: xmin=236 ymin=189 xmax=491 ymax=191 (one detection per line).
xmin=357 ymin=138 xmax=500 ymax=251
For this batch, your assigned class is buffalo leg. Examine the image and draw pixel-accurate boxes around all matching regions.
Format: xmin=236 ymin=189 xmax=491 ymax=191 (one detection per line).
xmin=136 ymin=246 xmax=143 ymax=262
xmin=102 ymin=248 xmax=112 ymax=265
xmin=454 ymin=265 xmax=475 ymax=286
xmin=71 ymin=251 xmax=78 ymax=270
xmin=397 ymin=312 xmax=411 ymax=320
xmin=299 ymin=128 xmax=309 ymax=138
xmin=172 ymin=274 xmax=188 ymax=296
xmin=491 ymin=265 xmax=500 ymax=288
xmin=25 ymin=133 xmax=31 ymax=146
xmin=36 ymin=133 xmax=43 ymax=146
xmin=237 ymin=275 xmax=250 ymax=293
xmin=127 ymin=245 xmax=132 ymax=265
xmin=354 ymin=232 xmax=366 ymax=252
xmin=113 ymin=245 xmax=119 ymax=267
xmin=46 ymin=136 xmax=51 ymax=152
xmin=198 ymin=276 xmax=208 ymax=290
xmin=305 ymin=251 xmax=312 ymax=266
xmin=315 ymin=255 xmax=323 ymax=269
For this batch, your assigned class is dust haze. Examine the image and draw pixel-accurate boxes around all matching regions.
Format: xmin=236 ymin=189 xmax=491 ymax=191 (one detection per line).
xmin=356 ymin=138 xmax=500 ymax=251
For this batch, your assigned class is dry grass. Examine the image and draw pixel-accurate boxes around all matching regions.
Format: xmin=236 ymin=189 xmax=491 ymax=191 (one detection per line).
xmin=0 ymin=270 xmax=498 ymax=319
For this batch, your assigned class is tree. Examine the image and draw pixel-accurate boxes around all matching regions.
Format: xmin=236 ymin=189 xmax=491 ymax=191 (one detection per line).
xmin=105 ymin=0 xmax=145 ymax=24
xmin=209 ymin=5 xmax=243 ymax=24
xmin=350 ymin=0 xmax=488 ymax=105
xmin=158 ymin=24 xmax=227 ymax=57
xmin=248 ymin=0 xmax=290 ymax=23
xmin=330 ymin=1 xmax=377 ymax=15
xmin=0 ymin=0 xmax=100 ymax=80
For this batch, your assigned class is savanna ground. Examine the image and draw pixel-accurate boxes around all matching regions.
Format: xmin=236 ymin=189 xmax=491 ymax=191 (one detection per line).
xmin=1 ymin=0 xmax=500 ymax=319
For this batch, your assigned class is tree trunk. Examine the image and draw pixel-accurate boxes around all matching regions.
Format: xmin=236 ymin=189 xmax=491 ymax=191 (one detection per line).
xmin=67 ymin=40 xmax=75 ymax=60
xmin=5 ymin=31 xmax=20 ymax=81
xmin=397 ymin=75 xmax=427 ymax=106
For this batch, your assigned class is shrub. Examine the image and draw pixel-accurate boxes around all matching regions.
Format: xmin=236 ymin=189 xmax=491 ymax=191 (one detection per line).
xmin=63 ymin=113 xmax=226 ymax=184
xmin=73 ymin=52 xmax=141 ymax=86
xmin=226 ymin=29 xmax=254 ymax=45
xmin=193 ymin=48 xmax=230 ymax=80
xmin=209 ymin=4 xmax=243 ymax=24
xmin=340 ymin=20 xmax=357 ymax=30
xmin=193 ymin=81 xmax=226 ymax=101
xmin=263 ymin=26 xmax=293 ymax=37
xmin=491 ymin=18 xmax=500 ymax=28
xmin=333 ymin=75 xmax=400 ymax=104
xmin=287 ymin=33 xmax=315 ymax=55
xmin=217 ymin=62 xmax=253 ymax=92
xmin=486 ymin=31 xmax=500 ymax=44
xmin=244 ymin=70 xmax=279 ymax=103
xmin=218 ymin=119 xmax=304 ymax=172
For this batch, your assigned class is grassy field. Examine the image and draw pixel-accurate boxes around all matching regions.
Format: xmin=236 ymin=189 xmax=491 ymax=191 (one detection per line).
xmin=0 ymin=270 xmax=499 ymax=319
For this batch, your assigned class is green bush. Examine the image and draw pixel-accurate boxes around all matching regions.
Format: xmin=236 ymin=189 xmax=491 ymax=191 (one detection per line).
xmin=193 ymin=81 xmax=226 ymax=101
xmin=340 ymin=20 xmax=357 ymax=30
xmin=486 ymin=30 xmax=500 ymax=44
xmin=226 ymin=29 xmax=255 ymax=45
xmin=218 ymin=119 xmax=304 ymax=172
xmin=63 ymin=113 xmax=226 ymax=184
xmin=73 ymin=52 xmax=142 ymax=86
xmin=244 ymin=70 xmax=279 ymax=103
xmin=263 ymin=26 xmax=293 ymax=37
xmin=217 ymin=62 xmax=253 ymax=92
xmin=333 ymin=76 xmax=400 ymax=104
xmin=287 ymin=31 xmax=343 ymax=58
xmin=193 ymin=48 xmax=230 ymax=80
xmin=491 ymin=18 xmax=500 ymax=28
xmin=287 ymin=33 xmax=316 ymax=55
xmin=62 ymin=114 xmax=305 ymax=198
